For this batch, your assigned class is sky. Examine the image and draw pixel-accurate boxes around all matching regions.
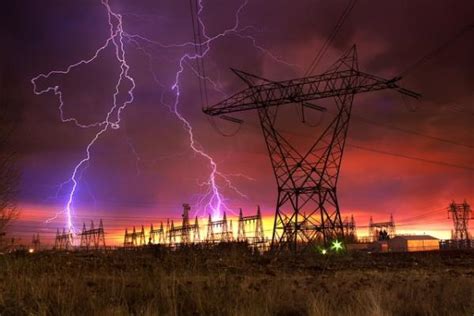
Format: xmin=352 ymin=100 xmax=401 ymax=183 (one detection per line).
xmin=1 ymin=0 xmax=473 ymax=245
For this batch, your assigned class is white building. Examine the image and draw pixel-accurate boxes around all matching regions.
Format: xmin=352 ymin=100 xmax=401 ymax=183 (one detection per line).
xmin=388 ymin=235 xmax=439 ymax=252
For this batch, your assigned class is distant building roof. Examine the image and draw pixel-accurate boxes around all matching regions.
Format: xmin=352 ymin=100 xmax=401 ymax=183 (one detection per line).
xmin=392 ymin=235 xmax=438 ymax=240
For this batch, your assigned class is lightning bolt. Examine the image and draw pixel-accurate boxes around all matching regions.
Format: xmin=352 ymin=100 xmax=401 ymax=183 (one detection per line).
xmin=126 ymin=0 xmax=296 ymax=219
xmin=31 ymin=0 xmax=135 ymax=232
xmin=32 ymin=0 xmax=297 ymax=232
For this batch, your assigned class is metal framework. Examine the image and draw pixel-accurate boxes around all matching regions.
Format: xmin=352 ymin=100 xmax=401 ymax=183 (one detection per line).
xmin=343 ymin=214 xmax=357 ymax=242
xmin=32 ymin=233 xmax=41 ymax=251
xmin=149 ymin=222 xmax=166 ymax=244
xmin=204 ymin=46 xmax=419 ymax=251
xmin=237 ymin=206 xmax=264 ymax=244
xmin=168 ymin=204 xmax=200 ymax=246
xmin=368 ymin=215 xmax=395 ymax=241
xmin=206 ymin=212 xmax=233 ymax=243
xmin=79 ymin=219 xmax=106 ymax=250
xmin=54 ymin=228 xmax=73 ymax=250
xmin=123 ymin=225 xmax=146 ymax=248
xmin=448 ymin=200 xmax=472 ymax=241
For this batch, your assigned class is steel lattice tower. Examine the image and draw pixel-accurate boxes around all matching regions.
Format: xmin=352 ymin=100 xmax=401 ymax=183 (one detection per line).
xmin=449 ymin=200 xmax=472 ymax=240
xmin=204 ymin=46 xmax=419 ymax=251
xmin=80 ymin=219 xmax=106 ymax=250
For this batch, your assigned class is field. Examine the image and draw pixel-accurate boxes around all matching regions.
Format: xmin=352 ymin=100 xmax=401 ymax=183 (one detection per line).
xmin=0 ymin=245 xmax=473 ymax=316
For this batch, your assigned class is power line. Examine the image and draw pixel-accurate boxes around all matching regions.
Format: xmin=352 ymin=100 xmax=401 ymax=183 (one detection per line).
xmin=399 ymin=23 xmax=474 ymax=78
xmin=350 ymin=112 xmax=474 ymax=149
xmin=206 ymin=116 xmax=243 ymax=137
xmin=194 ymin=0 xmax=209 ymax=107
xmin=9 ymin=206 xmax=455 ymax=238
xmin=395 ymin=208 xmax=448 ymax=225
xmin=244 ymin=120 xmax=473 ymax=171
xmin=188 ymin=0 xmax=209 ymax=108
xmin=347 ymin=143 xmax=473 ymax=171
xmin=305 ymin=0 xmax=358 ymax=76
xmin=188 ymin=0 xmax=205 ymax=109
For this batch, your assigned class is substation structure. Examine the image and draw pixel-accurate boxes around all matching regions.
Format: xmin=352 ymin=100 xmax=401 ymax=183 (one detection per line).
xmin=368 ymin=214 xmax=396 ymax=242
xmin=203 ymin=46 xmax=420 ymax=251
xmin=206 ymin=212 xmax=233 ymax=243
xmin=79 ymin=219 xmax=106 ymax=250
xmin=342 ymin=214 xmax=357 ymax=242
xmin=122 ymin=204 xmax=266 ymax=250
xmin=442 ymin=200 xmax=473 ymax=249
xmin=54 ymin=219 xmax=106 ymax=250
xmin=169 ymin=203 xmax=200 ymax=246
xmin=54 ymin=228 xmax=74 ymax=250
xmin=43 ymin=200 xmax=473 ymax=252
xmin=32 ymin=233 xmax=41 ymax=251
xmin=237 ymin=206 xmax=265 ymax=247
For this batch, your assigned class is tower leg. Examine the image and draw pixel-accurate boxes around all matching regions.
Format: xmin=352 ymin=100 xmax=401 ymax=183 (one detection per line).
xmin=259 ymin=95 xmax=353 ymax=251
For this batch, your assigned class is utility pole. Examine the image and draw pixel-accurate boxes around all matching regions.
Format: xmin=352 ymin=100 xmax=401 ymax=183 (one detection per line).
xmin=237 ymin=209 xmax=246 ymax=242
xmin=181 ymin=203 xmax=191 ymax=244
xmin=204 ymin=46 xmax=419 ymax=251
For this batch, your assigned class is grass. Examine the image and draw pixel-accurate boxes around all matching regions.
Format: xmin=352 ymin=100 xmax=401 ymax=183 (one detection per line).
xmin=0 ymin=245 xmax=473 ymax=315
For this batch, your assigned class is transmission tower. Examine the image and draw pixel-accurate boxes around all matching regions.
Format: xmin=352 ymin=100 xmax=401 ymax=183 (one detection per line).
xmin=343 ymin=214 xmax=357 ymax=242
xmin=237 ymin=206 xmax=265 ymax=244
xmin=79 ymin=219 xmax=106 ymax=250
xmin=123 ymin=225 xmax=146 ymax=248
xmin=32 ymin=233 xmax=40 ymax=251
xmin=204 ymin=46 xmax=419 ymax=251
xmin=168 ymin=204 xmax=200 ymax=246
xmin=149 ymin=222 xmax=166 ymax=244
xmin=369 ymin=214 xmax=396 ymax=242
xmin=123 ymin=228 xmax=133 ymax=247
xmin=54 ymin=228 xmax=73 ymax=250
xmin=206 ymin=212 xmax=233 ymax=243
xmin=448 ymin=200 xmax=472 ymax=240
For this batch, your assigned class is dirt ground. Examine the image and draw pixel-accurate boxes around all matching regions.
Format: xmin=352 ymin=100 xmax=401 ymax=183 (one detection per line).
xmin=0 ymin=245 xmax=473 ymax=315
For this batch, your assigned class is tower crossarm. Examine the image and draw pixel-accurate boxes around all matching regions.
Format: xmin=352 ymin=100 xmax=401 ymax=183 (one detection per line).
xmin=203 ymin=70 xmax=420 ymax=116
xmin=242 ymin=215 xmax=260 ymax=221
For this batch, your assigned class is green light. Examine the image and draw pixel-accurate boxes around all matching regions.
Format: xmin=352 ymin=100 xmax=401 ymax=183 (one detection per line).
xmin=331 ymin=240 xmax=343 ymax=252
xmin=321 ymin=249 xmax=327 ymax=255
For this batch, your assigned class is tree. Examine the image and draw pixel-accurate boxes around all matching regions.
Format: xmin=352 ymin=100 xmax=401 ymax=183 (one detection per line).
xmin=0 ymin=71 xmax=20 ymax=240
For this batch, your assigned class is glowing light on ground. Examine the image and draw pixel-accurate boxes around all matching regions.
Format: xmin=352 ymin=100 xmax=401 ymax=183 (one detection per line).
xmin=331 ymin=240 xmax=344 ymax=252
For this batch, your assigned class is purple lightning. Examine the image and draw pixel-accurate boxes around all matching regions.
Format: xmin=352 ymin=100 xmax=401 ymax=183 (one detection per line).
xmin=31 ymin=0 xmax=135 ymax=231
xmin=31 ymin=0 xmax=296 ymax=231
xmin=125 ymin=0 xmax=295 ymax=219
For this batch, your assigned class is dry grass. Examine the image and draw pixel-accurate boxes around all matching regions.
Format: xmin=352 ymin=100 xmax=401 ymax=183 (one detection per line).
xmin=0 ymin=245 xmax=473 ymax=316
